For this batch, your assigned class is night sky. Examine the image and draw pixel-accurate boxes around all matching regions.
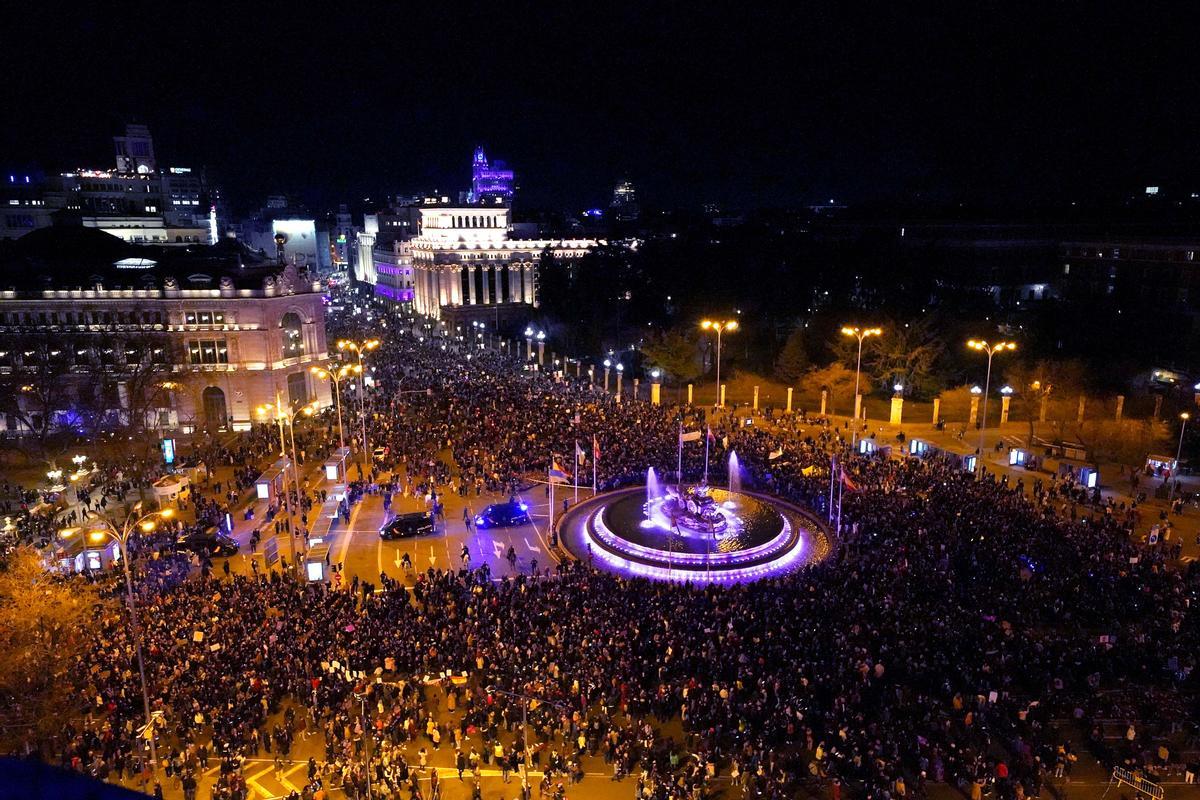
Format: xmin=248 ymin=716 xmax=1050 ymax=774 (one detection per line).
xmin=3 ymin=4 xmax=1197 ymax=212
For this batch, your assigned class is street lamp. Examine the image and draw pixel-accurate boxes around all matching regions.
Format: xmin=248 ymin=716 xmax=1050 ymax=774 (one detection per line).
xmin=615 ymin=362 xmax=625 ymax=397
xmin=536 ymin=330 xmax=546 ymax=365
xmin=967 ymin=339 xmax=1016 ymax=479
xmin=603 ymin=358 xmax=612 ymax=393
xmin=256 ymin=399 xmax=319 ymax=567
xmin=700 ymin=319 xmax=738 ymax=407
xmin=1171 ymin=412 xmax=1190 ymax=502
xmin=524 ymin=327 xmax=534 ymax=360
xmin=840 ymin=325 xmax=882 ymax=432
xmin=61 ymin=503 xmax=176 ymax=785
xmin=310 ymin=362 xmax=356 ymax=449
xmin=336 ymin=338 xmax=380 ymax=466
xmin=486 ymin=685 xmax=567 ymax=785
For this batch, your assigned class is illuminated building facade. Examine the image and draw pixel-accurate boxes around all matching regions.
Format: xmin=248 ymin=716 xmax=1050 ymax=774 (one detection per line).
xmin=0 ymin=124 xmax=216 ymax=244
xmin=469 ymin=147 xmax=515 ymax=205
xmin=0 ymin=227 xmax=330 ymax=434
xmin=409 ymin=206 xmax=598 ymax=318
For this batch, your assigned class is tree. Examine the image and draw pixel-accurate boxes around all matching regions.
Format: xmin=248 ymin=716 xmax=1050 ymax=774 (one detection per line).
xmin=641 ymin=326 xmax=703 ymax=384
xmin=864 ymin=316 xmax=945 ymax=398
xmin=774 ymin=325 xmax=810 ymax=384
xmin=0 ymin=334 xmax=80 ymax=464
xmin=0 ymin=547 xmax=107 ymax=749
xmin=1059 ymin=418 xmax=1167 ymax=468
xmin=799 ymin=363 xmax=859 ymax=416
xmin=1003 ymin=359 xmax=1088 ymax=446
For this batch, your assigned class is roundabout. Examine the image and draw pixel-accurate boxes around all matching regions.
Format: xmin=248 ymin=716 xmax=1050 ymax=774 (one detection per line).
xmin=557 ymin=478 xmax=832 ymax=583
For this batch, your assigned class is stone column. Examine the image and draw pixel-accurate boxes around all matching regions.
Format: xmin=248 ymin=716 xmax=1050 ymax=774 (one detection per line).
xmin=494 ymin=264 xmax=503 ymax=304
xmin=481 ymin=266 xmax=490 ymax=304
xmin=890 ymin=392 xmax=904 ymax=425
xmin=508 ymin=264 xmax=520 ymax=303
xmin=820 ymin=390 xmax=827 ymax=416
xmin=932 ymin=398 xmax=940 ymax=425
xmin=651 ymin=380 xmax=661 ymax=405
xmin=1115 ymin=395 xmax=1125 ymax=421
xmin=687 ymin=384 xmax=693 ymax=404
xmin=467 ymin=265 xmax=476 ymax=305
xmin=752 ymin=386 xmax=759 ymax=411
xmin=1000 ymin=395 xmax=1012 ymax=425
xmin=786 ymin=387 xmax=793 ymax=414
xmin=719 ymin=384 xmax=726 ymax=407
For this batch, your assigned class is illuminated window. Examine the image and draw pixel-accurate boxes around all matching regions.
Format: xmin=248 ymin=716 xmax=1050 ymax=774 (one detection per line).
xmin=280 ymin=312 xmax=305 ymax=358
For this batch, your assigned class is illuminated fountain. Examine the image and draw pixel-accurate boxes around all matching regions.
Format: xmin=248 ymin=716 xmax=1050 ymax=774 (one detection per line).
xmin=558 ymin=453 xmax=830 ymax=584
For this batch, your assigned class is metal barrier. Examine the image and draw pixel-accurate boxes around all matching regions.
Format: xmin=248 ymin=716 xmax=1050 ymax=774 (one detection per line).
xmin=1104 ymin=767 xmax=1164 ymax=800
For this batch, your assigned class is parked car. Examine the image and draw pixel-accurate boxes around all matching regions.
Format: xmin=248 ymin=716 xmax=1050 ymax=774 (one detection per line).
xmin=176 ymin=527 xmax=239 ymax=557
xmin=379 ymin=511 xmax=435 ymax=540
xmin=474 ymin=501 xmax=531 ymax=529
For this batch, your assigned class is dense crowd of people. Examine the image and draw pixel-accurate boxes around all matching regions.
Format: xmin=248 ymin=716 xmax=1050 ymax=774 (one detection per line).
xmin=10 ymin=298 xmax=1200 ymax=800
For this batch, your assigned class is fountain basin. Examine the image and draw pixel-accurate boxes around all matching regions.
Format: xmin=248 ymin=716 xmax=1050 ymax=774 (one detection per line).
xmin=557 ymin=485 xmax=831 ymax=583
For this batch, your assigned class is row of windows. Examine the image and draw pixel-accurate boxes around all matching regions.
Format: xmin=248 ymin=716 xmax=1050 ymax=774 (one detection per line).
xmin=1067 ymin=246 xmax=1197 ymax=262
xmin=187 ymin=339 xmax=229 ymax=365
xmin=183 ymin=310 xmax=227 ymax=325
xmin=0 ymin=310 xmax=165 ymax=326
xmin=0 ymin=345 xmax=170 ymax=366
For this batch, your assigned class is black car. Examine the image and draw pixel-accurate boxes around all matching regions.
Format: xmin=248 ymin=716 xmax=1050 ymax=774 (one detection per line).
xmin=176 ymin=527 xmax=239 ymax=557
xmin=474 ymin=501 xmax=531 ymax=529
xmin=379 ymin=511 xmax=435 ymax=540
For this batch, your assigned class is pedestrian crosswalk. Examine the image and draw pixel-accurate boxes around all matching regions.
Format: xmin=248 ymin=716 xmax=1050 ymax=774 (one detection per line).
xmin=193 ymin=761 xmax=614 ymax=799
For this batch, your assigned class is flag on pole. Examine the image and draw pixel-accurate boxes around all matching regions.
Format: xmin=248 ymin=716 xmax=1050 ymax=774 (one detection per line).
xmin=841 ymin=471 xmax=859 ymax=491
xmin=593 ymin=435 xmax=601 ymax=460
xmin=575 ymin=441 xmax=587 ymax=465
xmin=768 ymin=447 xmax=784 ymax=460
xmin=706 ymin=426 xmax=715 ymax=441
xmin=549 ymin=461 xmax=569 ymax=484
xmin=679 ymin=430 xmax=702 ymax=443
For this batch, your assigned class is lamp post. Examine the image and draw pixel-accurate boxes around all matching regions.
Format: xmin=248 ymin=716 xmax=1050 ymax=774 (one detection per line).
xmin=486 ymin=685 xmax=567 ymax=786
xmin=615 ymin=363 xmax=624 ymax=400
xmin=524 ymin=327 xmax=534 ymax=360
xmin=257 ymin=399 xmax=318 ymax=568
xmin=337 ymin=338 xmax=380 ymax=467
xmin=61 ymin=504 xmax=176 ymax=786
xmin=1171 ymin=412 xmax=1190 ymax=502
xmin=650 ymin=368 xmax=662 ymax=405
xmin=536 ymin=330 xmax=546 ymax=365
xmin=310 ymin=363 xmax=355 ymax=449
xmin=700 ymin=319 xmax=738 ymax=407
xmin=603 ymin=359 xmax=612 ymax=393
xmin=840 ymin=325 xmax=882 ymax=437
xmin=967 ymin=339 xmax=1016 ymax=480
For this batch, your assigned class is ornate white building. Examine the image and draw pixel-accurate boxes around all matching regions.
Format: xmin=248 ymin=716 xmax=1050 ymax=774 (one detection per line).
xmin=409 ymin=206 xmax=598 ymax=318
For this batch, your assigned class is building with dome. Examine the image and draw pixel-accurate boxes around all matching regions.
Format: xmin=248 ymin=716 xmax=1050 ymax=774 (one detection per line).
xmin=0 ymin=227 xmax=330 ymax=435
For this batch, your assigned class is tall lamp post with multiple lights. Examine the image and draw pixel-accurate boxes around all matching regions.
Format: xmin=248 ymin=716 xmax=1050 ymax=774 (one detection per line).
xmin=257 ymin=398 xmax=318 ymax=566
xmin=60 ymin=503 xmax=176 ymax=783
xmin=337 ymin=338 xmax=380 ymax=466
xmin=310 ymin=362 xmax=356 ymax=449
xmin=967 ymin=339 xmax=1016 ymax=479
xmin=840 ymin=325 xmax=882 ymax=433
xmin=700 ymin=319 xmax=738 ymax=407
xmin=1171 ymin=412 xmax=1190 ymax=502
